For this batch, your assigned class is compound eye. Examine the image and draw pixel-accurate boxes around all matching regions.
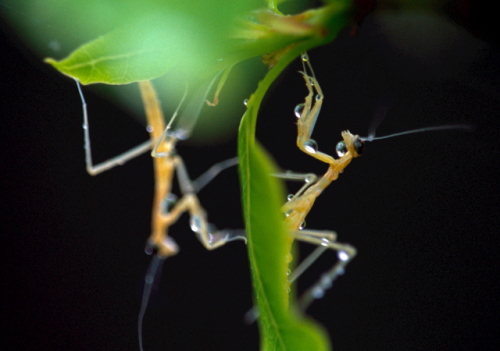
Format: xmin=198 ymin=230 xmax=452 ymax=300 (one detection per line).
xmin=353 ymin=137 xmax=364 ymax=155
xmin=335 ymin=141 xmax=347 ymax=157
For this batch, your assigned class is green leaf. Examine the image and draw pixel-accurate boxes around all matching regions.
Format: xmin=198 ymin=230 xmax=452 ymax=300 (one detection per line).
xmin=43 ymin=1 xmax=266 ymax=84
xmin=45 ymin=16 xmax=182 ymax=85
xmin=43 ymin=0 xmax=351 ymax=85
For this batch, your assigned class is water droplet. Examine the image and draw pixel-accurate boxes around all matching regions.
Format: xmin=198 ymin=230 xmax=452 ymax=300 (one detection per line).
xmin=312 ymin=286 xmax=324 ymax=299
xmin=299 ymin=221 xmax=306 ymax=230
xmin=287 ymin=194 xmax=294 ymax=201
xmin=294 ymin=103 xmax=305 ymax=118
xmin=286 ymin=269 xmax=292 ymax=276
xmin=144 ymin=240 xmax=156 ymax=255
xmin=48 ymin=40 xmax=61 ymax=52
xmin=146 ymin=125 xmax=154 ymax=133
xmin=315 ymin=94 xmax=321 ymax=101
xmin=338 ymin=251 xmax=349 ymax=261
xmin=243 ymin=99 xmax=248 ymax=106
xmin=207 ymin=233 xmax=214 ymax=244
xmin=161 ymin=193 xmax=178 ymax=214
xmin=320 ymin=274 xmax=332 ymax=289
xmin=206 ymin=223 xmax=217 ymax=244
xmin=82 ymin=124 xmax=88 ymax=129
xmin=285 ymin=210 xmax=293 ymax=217
xmin=176 ymin=128 xmax=190 ymax=140
xmin=301 ymin=53 xmax=309 ymax=62
xmin=305 ymin=175 xmax=314 ymax=183
xmin=304 ymin=139 xmax=318 ymax=153
xmin=190 ymin=215 xmax=202 ymax=232
xmin=321 ymin=238 xmax=330 ymax=247
xmin=336 ymin=141 xmax=347 ymax=157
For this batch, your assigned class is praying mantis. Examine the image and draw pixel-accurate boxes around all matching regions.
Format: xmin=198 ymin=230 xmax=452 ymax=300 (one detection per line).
xmin=76 ymin=75 xmax=247 ymax=351
xmin=245 ymin=51 xmax=472 ymax=322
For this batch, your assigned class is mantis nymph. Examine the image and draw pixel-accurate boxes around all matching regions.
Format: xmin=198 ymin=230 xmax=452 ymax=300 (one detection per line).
xmin=76 ymin=77 xmax=246 ymax=351
xmin=247 ymin=52 xmax=472 ymax=321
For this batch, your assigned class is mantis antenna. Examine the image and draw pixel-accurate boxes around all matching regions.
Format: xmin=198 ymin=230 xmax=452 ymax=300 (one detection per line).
xmin=362 ymin=124 xmax=474 ymax=141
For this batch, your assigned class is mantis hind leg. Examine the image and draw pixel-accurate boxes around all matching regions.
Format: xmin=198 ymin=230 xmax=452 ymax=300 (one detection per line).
xmin=290 ymin=229 xmax=356 ymax=312
xmin=244 ymin=229 xmax=355 ymax=323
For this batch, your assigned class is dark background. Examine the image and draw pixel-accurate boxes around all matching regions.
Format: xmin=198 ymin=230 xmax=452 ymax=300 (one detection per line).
xmin=2 ymin=2 xmax=498 ymax=350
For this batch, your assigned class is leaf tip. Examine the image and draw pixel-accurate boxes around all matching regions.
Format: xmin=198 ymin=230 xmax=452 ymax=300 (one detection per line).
xmin=44 ymin=57 xmax=58 ymax=67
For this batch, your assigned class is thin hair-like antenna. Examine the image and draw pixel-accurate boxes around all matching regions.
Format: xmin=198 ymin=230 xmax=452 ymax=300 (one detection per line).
xmin=192 ymin=157 xmax=239 ymax=193
xmin=361 ymin=124 xmax=475 ymax=142
xmin=152 ymin=84 xmax=189 ymax=158
xmin=175 ymin=70 xmax=224 ymax=140
xmin=367 ymin=97 xmax=395 ymax=139
xmin=152 ymin=70 xmax=224 ymax=158
xmin=165 ymin=84 xmax=189 ymax=135
xmin=138 ymin=255 xmax=166 ymax=351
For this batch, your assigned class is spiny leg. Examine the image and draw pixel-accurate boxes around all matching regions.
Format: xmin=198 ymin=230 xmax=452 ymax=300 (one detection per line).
xmin=75 ymin=79 xmax=153 ymax=176
xmin=295 ymin=53 xmax=336 ymax=165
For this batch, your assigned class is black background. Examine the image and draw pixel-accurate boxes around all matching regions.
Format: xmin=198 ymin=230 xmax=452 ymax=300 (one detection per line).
xmin=2 ymin=2 xmax=498 ymax=351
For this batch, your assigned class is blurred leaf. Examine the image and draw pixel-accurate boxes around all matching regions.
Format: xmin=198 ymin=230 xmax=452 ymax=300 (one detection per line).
xmin=43 ymin=0 xmax=265 ymax=84
xmin=43 ymin=0 xmax=351 ymax=85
